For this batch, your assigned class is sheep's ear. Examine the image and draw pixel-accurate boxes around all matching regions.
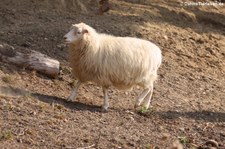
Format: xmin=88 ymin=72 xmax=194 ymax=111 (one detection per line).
xmin=82 ymin=29 xmax=88 ymax=34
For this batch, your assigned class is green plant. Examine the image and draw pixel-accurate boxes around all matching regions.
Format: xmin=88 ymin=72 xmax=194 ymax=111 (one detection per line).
xmin=0 ymin=131 xmax=13 ymax=141
xmin=2 ymin=75 xmax=14 ymax=83
xmin=138 ymin=106 xmax=149 ymax=113
xmin=178 ymin=136 xmax=188 ymax=145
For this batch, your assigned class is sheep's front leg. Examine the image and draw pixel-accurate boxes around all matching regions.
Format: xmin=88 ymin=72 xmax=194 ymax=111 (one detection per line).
xmin=134 ymin=88 xmax=151 ymax=109
xmin=102 ymin=87 xmax=109 ymax=111
xmin=67 ymin=81 xmax=81 ymax=102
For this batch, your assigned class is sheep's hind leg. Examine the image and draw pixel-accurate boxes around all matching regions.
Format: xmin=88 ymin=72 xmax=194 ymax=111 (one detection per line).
xmin=134 ymin=88 xmax=151 ymax=109
xmin=142 ymin=84 xmax=154 ymax=109
xmin=102 ymin=87 xmax=109 ymax=111
xmin=67 ymin=81 xmax=81 ymax=102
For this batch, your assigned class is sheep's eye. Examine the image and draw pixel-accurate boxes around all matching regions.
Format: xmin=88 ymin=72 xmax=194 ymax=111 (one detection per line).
xmin=77 ymin=31 xmax=81 ymax=34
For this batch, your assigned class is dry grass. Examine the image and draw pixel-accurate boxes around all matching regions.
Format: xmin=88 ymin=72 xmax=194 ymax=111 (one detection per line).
xmin=2 ymin=75 xmax=15 ymax=84
xmin=0 ymin=131 xmax=13 ymax=141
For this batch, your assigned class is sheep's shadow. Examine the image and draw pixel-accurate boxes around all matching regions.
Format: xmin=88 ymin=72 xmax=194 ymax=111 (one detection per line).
xmin=155 ymin=110 xmax=225 ymax=122
xmin=0 ymin=85 xmax=103 ymax=112
xmin=32 ymin=93 xmax=104 ymax=112
xmin=1 ymin=86 xmax=224 ymax=122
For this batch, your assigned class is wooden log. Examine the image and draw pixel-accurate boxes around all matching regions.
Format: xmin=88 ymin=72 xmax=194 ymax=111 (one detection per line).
xmin=0 ymin=43 xmax=60 ymax=78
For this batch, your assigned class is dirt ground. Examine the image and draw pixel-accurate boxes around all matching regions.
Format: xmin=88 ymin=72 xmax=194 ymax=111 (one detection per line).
xmin=0 ymin=0 xmax=225 ymax=148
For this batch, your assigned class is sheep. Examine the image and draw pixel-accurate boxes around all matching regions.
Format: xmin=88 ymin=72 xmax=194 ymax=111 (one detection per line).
xmin=63 ymin=22 xmax=162 ymax=111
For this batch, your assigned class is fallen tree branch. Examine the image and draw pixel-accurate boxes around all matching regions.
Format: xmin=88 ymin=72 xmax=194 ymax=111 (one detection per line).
xmin=0 ymin=43 xmax=60 ymax=78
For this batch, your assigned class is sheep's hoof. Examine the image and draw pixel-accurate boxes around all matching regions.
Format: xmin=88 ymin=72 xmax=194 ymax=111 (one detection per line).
xmin=67 ymin=97 xmax=75 ymax=102
xmin=101 ymin=106 xmax=109 ymax=112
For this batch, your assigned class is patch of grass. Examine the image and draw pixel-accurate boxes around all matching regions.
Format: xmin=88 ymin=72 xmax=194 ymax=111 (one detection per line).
xmin=138 ymin=106 xmax=156 ymax=113
xmin=2 ymin=75 xmax=14 ymax=83
xmin=0 ymin=131 xmax=13 ymax=141
xmin=138 ymin=107 xmax=149 ymax=114
xmin=178 ymin=136 xmax=188 ymax=145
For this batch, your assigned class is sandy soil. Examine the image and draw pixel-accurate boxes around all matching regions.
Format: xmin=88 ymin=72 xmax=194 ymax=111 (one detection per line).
xmin=0 ymin=0 xmax=225 ymax=148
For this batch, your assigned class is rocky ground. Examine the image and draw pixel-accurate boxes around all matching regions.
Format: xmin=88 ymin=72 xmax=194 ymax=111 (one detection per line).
xmin=0 ymin=0 xmax=225 ymax=148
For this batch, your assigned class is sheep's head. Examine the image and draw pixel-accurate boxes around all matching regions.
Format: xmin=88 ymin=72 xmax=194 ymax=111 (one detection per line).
xmin=63 ymin=23 xmax=88 ymax=44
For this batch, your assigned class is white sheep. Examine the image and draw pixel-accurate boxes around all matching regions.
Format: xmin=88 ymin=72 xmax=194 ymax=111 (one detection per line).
xmin=63 ymin=23 xmax=162 ymax=111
